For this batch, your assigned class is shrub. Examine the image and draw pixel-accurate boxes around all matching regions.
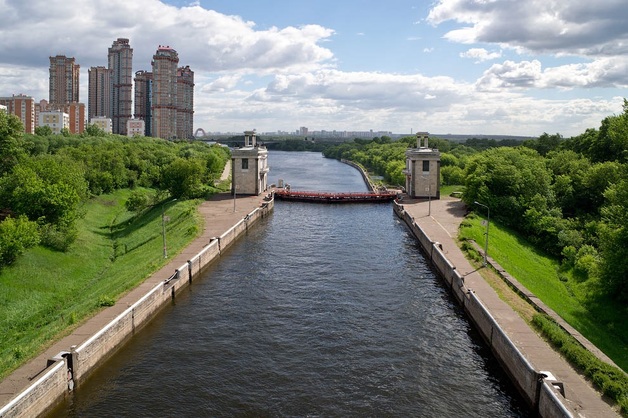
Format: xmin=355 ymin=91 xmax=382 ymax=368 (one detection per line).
xmin=0 ymin=215 xmax=41 ymax=266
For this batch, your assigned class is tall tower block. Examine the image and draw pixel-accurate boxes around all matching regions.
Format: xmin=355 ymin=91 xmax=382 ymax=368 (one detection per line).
xmin=231 ymin=131 xmax=269 ymax=196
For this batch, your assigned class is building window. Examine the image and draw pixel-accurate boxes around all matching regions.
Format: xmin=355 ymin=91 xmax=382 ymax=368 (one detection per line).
xmin=242 ymin=159 xmax=249 ymax=170
xmin=422 ymin=160 xmax=430 ymax=172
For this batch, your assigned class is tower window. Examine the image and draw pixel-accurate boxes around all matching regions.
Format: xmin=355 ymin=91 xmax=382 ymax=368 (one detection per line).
xmin=242 ymin=159 xmax=249 ymax=169
xmin=422 ymin=160 xmax=430 ymax=172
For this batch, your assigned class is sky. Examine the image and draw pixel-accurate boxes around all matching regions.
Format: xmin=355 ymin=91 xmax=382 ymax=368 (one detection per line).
xmin=1 ymin=0 xmax=627 ymax=137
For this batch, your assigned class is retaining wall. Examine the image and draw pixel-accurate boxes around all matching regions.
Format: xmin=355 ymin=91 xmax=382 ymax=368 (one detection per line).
xmin=0 ymin=198 xmax=274 ymax=418
xmin=393 ymin=202 xmax=574 ymax=418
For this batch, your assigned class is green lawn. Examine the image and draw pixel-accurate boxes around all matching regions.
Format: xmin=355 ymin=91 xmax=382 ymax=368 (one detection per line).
xmin=0 ymin=189 xmax=204 ymax=379
xmin=459 ymin=213 xmax=628 ymax=373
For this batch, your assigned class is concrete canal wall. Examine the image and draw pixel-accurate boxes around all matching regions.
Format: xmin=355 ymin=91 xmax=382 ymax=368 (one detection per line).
xmin=393 ymin=201 xmax=575 ymax=418
xmin=0 ymin=198 xmax=274 ymax=418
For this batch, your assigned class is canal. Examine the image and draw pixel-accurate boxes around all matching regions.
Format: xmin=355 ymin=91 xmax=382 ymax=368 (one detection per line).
xmin=49 ymin=151 xmax=530 ymax=417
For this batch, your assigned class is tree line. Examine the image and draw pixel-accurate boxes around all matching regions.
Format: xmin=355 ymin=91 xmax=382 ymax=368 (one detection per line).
xmin=0 ymin=114 xmax=230 ymax=267
xmin=324 ymin=101 xmax=628 ymax=304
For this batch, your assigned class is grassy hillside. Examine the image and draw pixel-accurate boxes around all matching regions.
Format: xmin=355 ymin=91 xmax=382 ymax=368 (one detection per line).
xmin=0 ymin=189 xmax=203 ymax=379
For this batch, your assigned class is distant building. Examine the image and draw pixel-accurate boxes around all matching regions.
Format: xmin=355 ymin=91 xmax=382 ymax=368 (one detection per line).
xmin=91 ymin=116 xmax=112 ymax=133
xmin=0 ymin=94 xmax=36 ymax=134
xmin=39 ymin=100 xmax=85 ymax=134
xmin=108 ymin=38 xmax=133 ymax=135
xmin=231 ymin=130 xmax=269 ymax=196
xmin=88 ymin=66 xmax=112 ymax=122
xmin=126 ymin=118 xmax=145 ymax=137
xmin=49 ymin=55 xmax=80 ymax=106
xmin=151 ymin=45 xmax=179 ymax=139
xmin=134 ymin=70 xmax=152 ymax=136
xmin=403 ymin=132 xmax=440 ymax=199
xmin=0 ymin=104 xmax=6 ymax=113
xmin=176 ymin=65 xmax=194 ymax=140
xmin=39 ymin=110 xmax=69 ymax=135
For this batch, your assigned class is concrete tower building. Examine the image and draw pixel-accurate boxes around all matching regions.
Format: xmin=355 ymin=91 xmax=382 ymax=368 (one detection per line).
xmin=176 ymin=65 xmax=194 ymax=140
xmin=108 ymin=38 xmax=133 ymax=135
xmin=231 ymin=131 xmax=269 ymax=196
xmin=403 ymin=132 xmax=441 ymax=199
xmin=88 ymin=66 xmax=112 ymax=122
xmin=49 ymin=55 xmax=80 ymax=105
xmin=151 ymin=45 xmax=179 ymax=139
xmin=134 ymin=70 xmax=153 ymax=137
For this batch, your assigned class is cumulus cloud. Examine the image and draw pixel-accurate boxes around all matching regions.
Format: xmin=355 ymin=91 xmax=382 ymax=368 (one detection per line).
xmin=477 ymin=57 xmax=628 ymax=91
xmin=427 ymin=0 xmax=628 ymax=57
xmin=0 ymin=0 xmax=334 ymax=73
xmin=460 ymin=48 xmax=502 ymax=62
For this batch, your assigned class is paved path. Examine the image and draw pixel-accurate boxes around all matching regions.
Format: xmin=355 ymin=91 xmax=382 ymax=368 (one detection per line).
xmin=0 ymin=191 xmax=267 ymax=406
xmin=402 ymin=196 xmax=619 ymax=418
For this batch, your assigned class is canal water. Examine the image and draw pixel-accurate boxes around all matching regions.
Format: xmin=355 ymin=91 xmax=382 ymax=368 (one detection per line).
xmin=49 ymin=151 xmax=530 ymax=417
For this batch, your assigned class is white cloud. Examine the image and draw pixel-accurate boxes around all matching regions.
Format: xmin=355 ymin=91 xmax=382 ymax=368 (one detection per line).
xmin=427 ymin=0 xmax=628 ymax=57
xmin=460 ymin=48 xmax=502 ymax=62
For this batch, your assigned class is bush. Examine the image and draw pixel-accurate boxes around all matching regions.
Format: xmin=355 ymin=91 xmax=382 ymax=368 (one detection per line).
xmin=0 ymin=215 xmax=40 ymax=266
xmin=40 ymin=223 xmax=78 ymax=252
xmin=125 ymin=189 xmax=153 ymax=213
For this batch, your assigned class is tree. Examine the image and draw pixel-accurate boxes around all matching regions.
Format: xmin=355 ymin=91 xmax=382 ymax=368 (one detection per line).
xmin=0 ymin=215 xmax=40 ymax=266
xmin=598 ymin=180 xmax=628 ymax=302
xmin=35 ymin=125 xmax=53 ymax=136
xmin=83 ymin=123 xmax=106 ymax=137
xmin=161 ymin=157 xmax=207 ymax=199
xmin=0 ymin=111 xmax=25 ymax=175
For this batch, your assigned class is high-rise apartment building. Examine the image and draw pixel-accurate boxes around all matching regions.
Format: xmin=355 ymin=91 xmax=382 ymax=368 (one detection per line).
xmin=49 ymin=55 xmax=80 ymax=105
xmin=108 ymin=38 xmax=133 ymax=135
xmin=88 ymin=66 xmax=112 ymax=122
xmin=151 ymin=45 xmax=179 ymax=139
xmin=176 ymin=65 xmax=194 ymax=140
xmin=134 ymin=70 xmax=153 ymax=136
xmin=0 ymin=94 xmax=36 ymax=134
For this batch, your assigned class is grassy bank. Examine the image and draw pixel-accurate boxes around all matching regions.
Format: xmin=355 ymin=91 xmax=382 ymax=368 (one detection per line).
xmin=458 ymin=213 xmax=628 ymax=373
xmin=459 ymin=213 xmax=628 ymax=414
xmin=0 ymin=189 xmax=204 ymax=379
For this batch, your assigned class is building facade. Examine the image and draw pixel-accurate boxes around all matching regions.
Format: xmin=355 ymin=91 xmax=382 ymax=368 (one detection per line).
xmin=403 ymin=132 xmax=441 ymax=199
xmin=91 ymin=116 xmax=112 ymax=133
xmin=176 ymin=65 xmax=194 ymax=140
xmin=39 ymin=110 xmax=69 ymax=134
xmin=134 ymin=70 xmax=152 ymax=136
xmin=126 ymin=118 xmax=145 ymax=136
xmin=151 ymin=46 xmax=179 ymax=139
xmin=108 ymin=38 xmax=133 ymax=135
xmin=49 ymin=55 xmax=80 ymax=105
xmin=231 ymin=131 xmax=269 ymax=196
xmin=88 ymin=66 xmax=112 ymax=122
xmin=0 ymin=94 xmax=36 ymax=134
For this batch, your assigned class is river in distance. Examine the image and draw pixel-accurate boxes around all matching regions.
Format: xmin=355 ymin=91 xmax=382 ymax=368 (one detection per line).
xmin=49 ymin=151 xmax=530 ymax=417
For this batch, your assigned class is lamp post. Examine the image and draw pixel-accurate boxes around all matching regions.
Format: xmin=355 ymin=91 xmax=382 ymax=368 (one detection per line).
xmin=233 ymin=184 xmax=237 ymax=212
xmin=422 ymin=175 xmax=431 ymax=216
xmin=162 ymin=199 xmax=177 ymax=258
xmin=474 ymin=201 xmax=490 ymax=267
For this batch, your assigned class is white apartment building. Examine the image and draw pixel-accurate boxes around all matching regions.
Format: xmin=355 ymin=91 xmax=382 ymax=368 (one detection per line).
xmin=126 ymin=118 xmax=145 ymax=137
xmin=39 ymin=110 xmax=70 ymax=134
xmin=91 ymin=116 xmax=112 ymax=133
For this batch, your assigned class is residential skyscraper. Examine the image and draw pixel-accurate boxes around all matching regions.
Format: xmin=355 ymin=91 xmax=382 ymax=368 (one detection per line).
xmin=151 ymin=45 xmax=179 ymax=139
xmin=176 ymin=65 xmax=194 ymax=140
xmin=134 ymin=70 xmax=153 ymax=136
xmin=49 ymin=55 xmax=80 ymax=105
xmin=108 ymin=38 xmax=133 ymax=135
xmin=88 ymin=66 xmax=112 ymax=121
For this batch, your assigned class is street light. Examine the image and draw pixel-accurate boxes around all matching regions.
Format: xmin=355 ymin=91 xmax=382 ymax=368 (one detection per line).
xmin=422 ymin=175 xmax=431 ymax=216
xmin=162 ymin=198 xmax=177 ymax=258
xmin=474 ymin=201 xmax=490 ymax=267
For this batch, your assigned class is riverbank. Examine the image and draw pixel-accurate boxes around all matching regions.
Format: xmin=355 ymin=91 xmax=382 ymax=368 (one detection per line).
xmin=0 ymin=191 xmax=272 ymax=418
xmin=397 ymin=195 xmax=619 ymax=417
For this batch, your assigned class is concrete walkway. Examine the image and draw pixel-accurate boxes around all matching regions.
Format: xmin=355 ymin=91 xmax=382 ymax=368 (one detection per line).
xmin=0 ymin=191 xmax=268 ymax=407
xmin=401 ymin=196 xmax=619 ymax=418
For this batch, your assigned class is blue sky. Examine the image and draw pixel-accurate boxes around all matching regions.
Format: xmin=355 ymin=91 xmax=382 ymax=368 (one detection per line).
xmin=1 ymin=0 xmax=627 ymax=136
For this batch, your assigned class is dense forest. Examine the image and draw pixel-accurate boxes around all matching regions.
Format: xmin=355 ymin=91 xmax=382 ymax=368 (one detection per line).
xmin=0 ymin=113 xmax=230 ymax=268
xmin=324 ymin=101 xmax=628 ymax=305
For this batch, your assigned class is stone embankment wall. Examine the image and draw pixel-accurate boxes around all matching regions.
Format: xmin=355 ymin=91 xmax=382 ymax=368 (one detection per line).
xmin=0 ymin=198 xmax=274 ymax=418
xmin=340 ymin=159 xmax=375 ymax=191
xmin=393 ymin=202 xmax=575 ymax=418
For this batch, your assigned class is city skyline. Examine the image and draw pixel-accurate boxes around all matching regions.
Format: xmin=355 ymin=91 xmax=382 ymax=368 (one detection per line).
xmin=1 ymin=0 xmax=627 ymax=137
